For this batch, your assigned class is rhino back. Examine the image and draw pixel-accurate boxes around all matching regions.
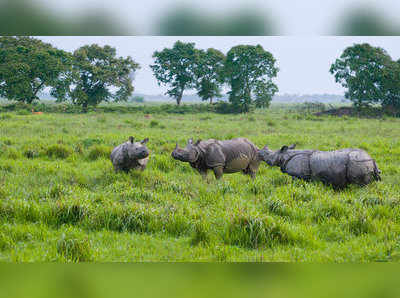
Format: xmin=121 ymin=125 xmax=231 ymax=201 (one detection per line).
xmin=309 ymin=150 xmax=350 ymax=185
xmin=218 ymin=138 xmax=258 ymax=171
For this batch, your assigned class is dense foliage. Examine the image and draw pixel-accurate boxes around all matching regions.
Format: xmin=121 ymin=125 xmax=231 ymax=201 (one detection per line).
xmin=330 ymin=43 xmax=400 ymax=110
xmin=151 ymin=41 xmax=198 ymax=106
xmin=0 ymin=36 xmax=72 ymax=103
xmin=225 ymin=45 xmax=279 ymax=112
xmin=55 ymin=44 xmax=140 ymax=112
xmin=194 ymin=48 xmax=226 ymax=104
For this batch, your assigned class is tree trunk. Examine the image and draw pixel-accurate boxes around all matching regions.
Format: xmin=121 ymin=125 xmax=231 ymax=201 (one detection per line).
xmin=209 ymin=97 xmax=213 ymax=104
xmin=176 ymin=88 xmax=184 ymax=106
xmin=82 ymin=102 xmax=88 ymax=113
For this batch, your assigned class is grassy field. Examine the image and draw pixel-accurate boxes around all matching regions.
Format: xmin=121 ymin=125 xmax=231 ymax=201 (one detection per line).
xmin=0 ymin=104 xmax=399 ymax=262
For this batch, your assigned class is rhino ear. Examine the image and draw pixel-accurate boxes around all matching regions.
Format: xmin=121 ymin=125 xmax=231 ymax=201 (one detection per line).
xmin=280 ymin=145 xmax=289 ymax=153
xmin=188 ymin=138 xmax=193 ymax=145
xmin=263 ymin=145 xmax=269 ymax=150
xmin=195 ymin=139 xmax=201 ymax=146
xmin=141 ymin=138 xmax=149 ymax=145
xmin=129 ymin=136 xmax=134 ymax=143
xmin=288 ymin=144 xmax=296 ymax=149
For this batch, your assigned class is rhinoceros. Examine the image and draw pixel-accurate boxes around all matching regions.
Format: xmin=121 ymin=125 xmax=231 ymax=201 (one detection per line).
xmin=171 ymin=138 xmax=260 ymax=180
xmin=110 ymin=136 xmax=149 ymax=172
xmin=258 ymin=144 xmax=381 ymax=188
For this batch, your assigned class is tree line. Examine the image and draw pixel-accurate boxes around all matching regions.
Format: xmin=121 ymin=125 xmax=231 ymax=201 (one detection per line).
xmin=0 ymin=37 xmax=399 ymax=113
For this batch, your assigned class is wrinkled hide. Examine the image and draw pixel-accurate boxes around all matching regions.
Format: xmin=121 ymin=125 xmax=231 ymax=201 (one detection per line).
xmin=259 ymin=145 xmax=381 ymax=188
xmin=110 ymin=137 xmax=149 ymax=172
xmin=172 ymin=138 xmax=260 ymax=179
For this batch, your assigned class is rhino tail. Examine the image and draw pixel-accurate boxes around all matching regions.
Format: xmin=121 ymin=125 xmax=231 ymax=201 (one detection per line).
xmin=372 ymin=160 xmax=381 ymax=181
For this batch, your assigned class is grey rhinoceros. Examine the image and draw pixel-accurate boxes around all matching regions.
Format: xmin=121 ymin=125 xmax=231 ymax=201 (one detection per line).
xmin=258 ymin=144 xmax=381 ymax=188
xmin=171 ymin=138 xmax=260 ymax=180
xmin=110 ymin=136 xmax=149 ymax=172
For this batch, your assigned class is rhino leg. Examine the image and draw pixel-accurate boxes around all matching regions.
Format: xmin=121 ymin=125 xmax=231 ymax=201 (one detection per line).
xmin=213 ymin=166 xmax=224 ymax=180
xmin=248 ymin=160 xmax=260 ymax=179
xmin=199 ymin=170 xmax=208 ymax=180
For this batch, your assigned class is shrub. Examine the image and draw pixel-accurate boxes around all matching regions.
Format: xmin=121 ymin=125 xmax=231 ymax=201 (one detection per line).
xmin=87 ymin=145 xmax=110 ymax=160
xmin=46 ymin=144 xmax=72 ymax=159
xmin=214 ymin=102 xmax=242 ymax=114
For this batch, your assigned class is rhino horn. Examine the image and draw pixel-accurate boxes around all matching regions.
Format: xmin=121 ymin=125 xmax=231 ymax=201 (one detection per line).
xmin=175 ymin=142 xmax=179 ymax=149
xmin=288 ymin=144 xmax=296 ymax=149
xmin=141 ymin=138 xmax=149 ymax=144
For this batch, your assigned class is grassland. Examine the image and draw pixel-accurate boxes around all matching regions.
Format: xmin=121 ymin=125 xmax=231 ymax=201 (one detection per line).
xmin=0 ymin=104 xmax=399 ymax=262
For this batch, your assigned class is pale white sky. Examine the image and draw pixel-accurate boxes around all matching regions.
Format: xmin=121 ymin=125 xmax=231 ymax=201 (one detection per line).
xmin=36 ymin=0 xmax=400 ymax=35
xmin=39 ymin=36 xmax=400 ymax=96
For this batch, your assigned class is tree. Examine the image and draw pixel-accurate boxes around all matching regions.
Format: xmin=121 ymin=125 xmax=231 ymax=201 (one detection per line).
xmin=56 ymin=44 xmax=140 ymax=111
xmin=151 ymin=41 xmax=198 ymax=105
xmin=224 ymin=44 xmax=278 ymax=112
xmin=330 ymin=43 xmax=400 ymax=109
xmin=0 ymin=36 xmax=72 ymax=103
xmin=194 ymin=48 xmax=225 ymax=104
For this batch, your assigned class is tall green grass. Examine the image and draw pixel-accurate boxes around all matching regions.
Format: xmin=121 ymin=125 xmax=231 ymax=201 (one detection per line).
xmin=0 ymin=104 xmax=399 ymax=261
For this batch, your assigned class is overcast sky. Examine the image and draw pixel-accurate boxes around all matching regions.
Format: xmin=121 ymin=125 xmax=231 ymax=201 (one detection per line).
xmin=39 ymin=36 xmax=400 ymax=96
xmin=36 ymin=0 xmax=400 ymax=34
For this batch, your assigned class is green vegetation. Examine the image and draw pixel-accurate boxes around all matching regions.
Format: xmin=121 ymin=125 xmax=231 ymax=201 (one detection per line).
xmin=225 ymin=44 xmax=278 ymax=112
xmin=0 ymin=37 xmax=140 ymax=112
xmin=330 ymin=43 xmax=400 ymax=110
xmin=0 ymin=103 xmax=399 ymax=262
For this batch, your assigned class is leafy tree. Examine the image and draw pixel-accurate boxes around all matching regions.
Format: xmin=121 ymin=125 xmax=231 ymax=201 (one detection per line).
xmin=194 ymin=48 xmax=225 ymax=104
xmin=0 ymin=36 xmax=72 ymax=103
xmin=330 ymin=43 xmax=400 ymax=109
xmin=56 ymin=44 xmax=140 ymax=111
xmin=151 ymin=41 xmax=198 ymax=105
xmin=225 ymin=44 xmax=278 ymax=112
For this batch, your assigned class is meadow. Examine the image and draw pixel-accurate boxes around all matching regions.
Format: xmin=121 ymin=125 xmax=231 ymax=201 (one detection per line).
xmin=0 ymin=103 xmax=399 ymax=262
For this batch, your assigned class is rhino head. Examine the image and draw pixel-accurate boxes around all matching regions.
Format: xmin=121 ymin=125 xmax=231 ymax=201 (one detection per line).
xmin=258 ymin=144 xmax=296 ymax=166
xmin=171 ymin=138 xmax=201 ymax=162
xmin=126 ymin=136 xmax=149 ymax=160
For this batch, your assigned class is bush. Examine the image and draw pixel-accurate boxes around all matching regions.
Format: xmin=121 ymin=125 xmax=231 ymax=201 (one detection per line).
xmin=214 ymin=102 xmax=242 ymax=114
xmin=46 ymin=144 xmax=72 ymax=159
xmin=87 ymin=145 xmax=110 ymax=160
